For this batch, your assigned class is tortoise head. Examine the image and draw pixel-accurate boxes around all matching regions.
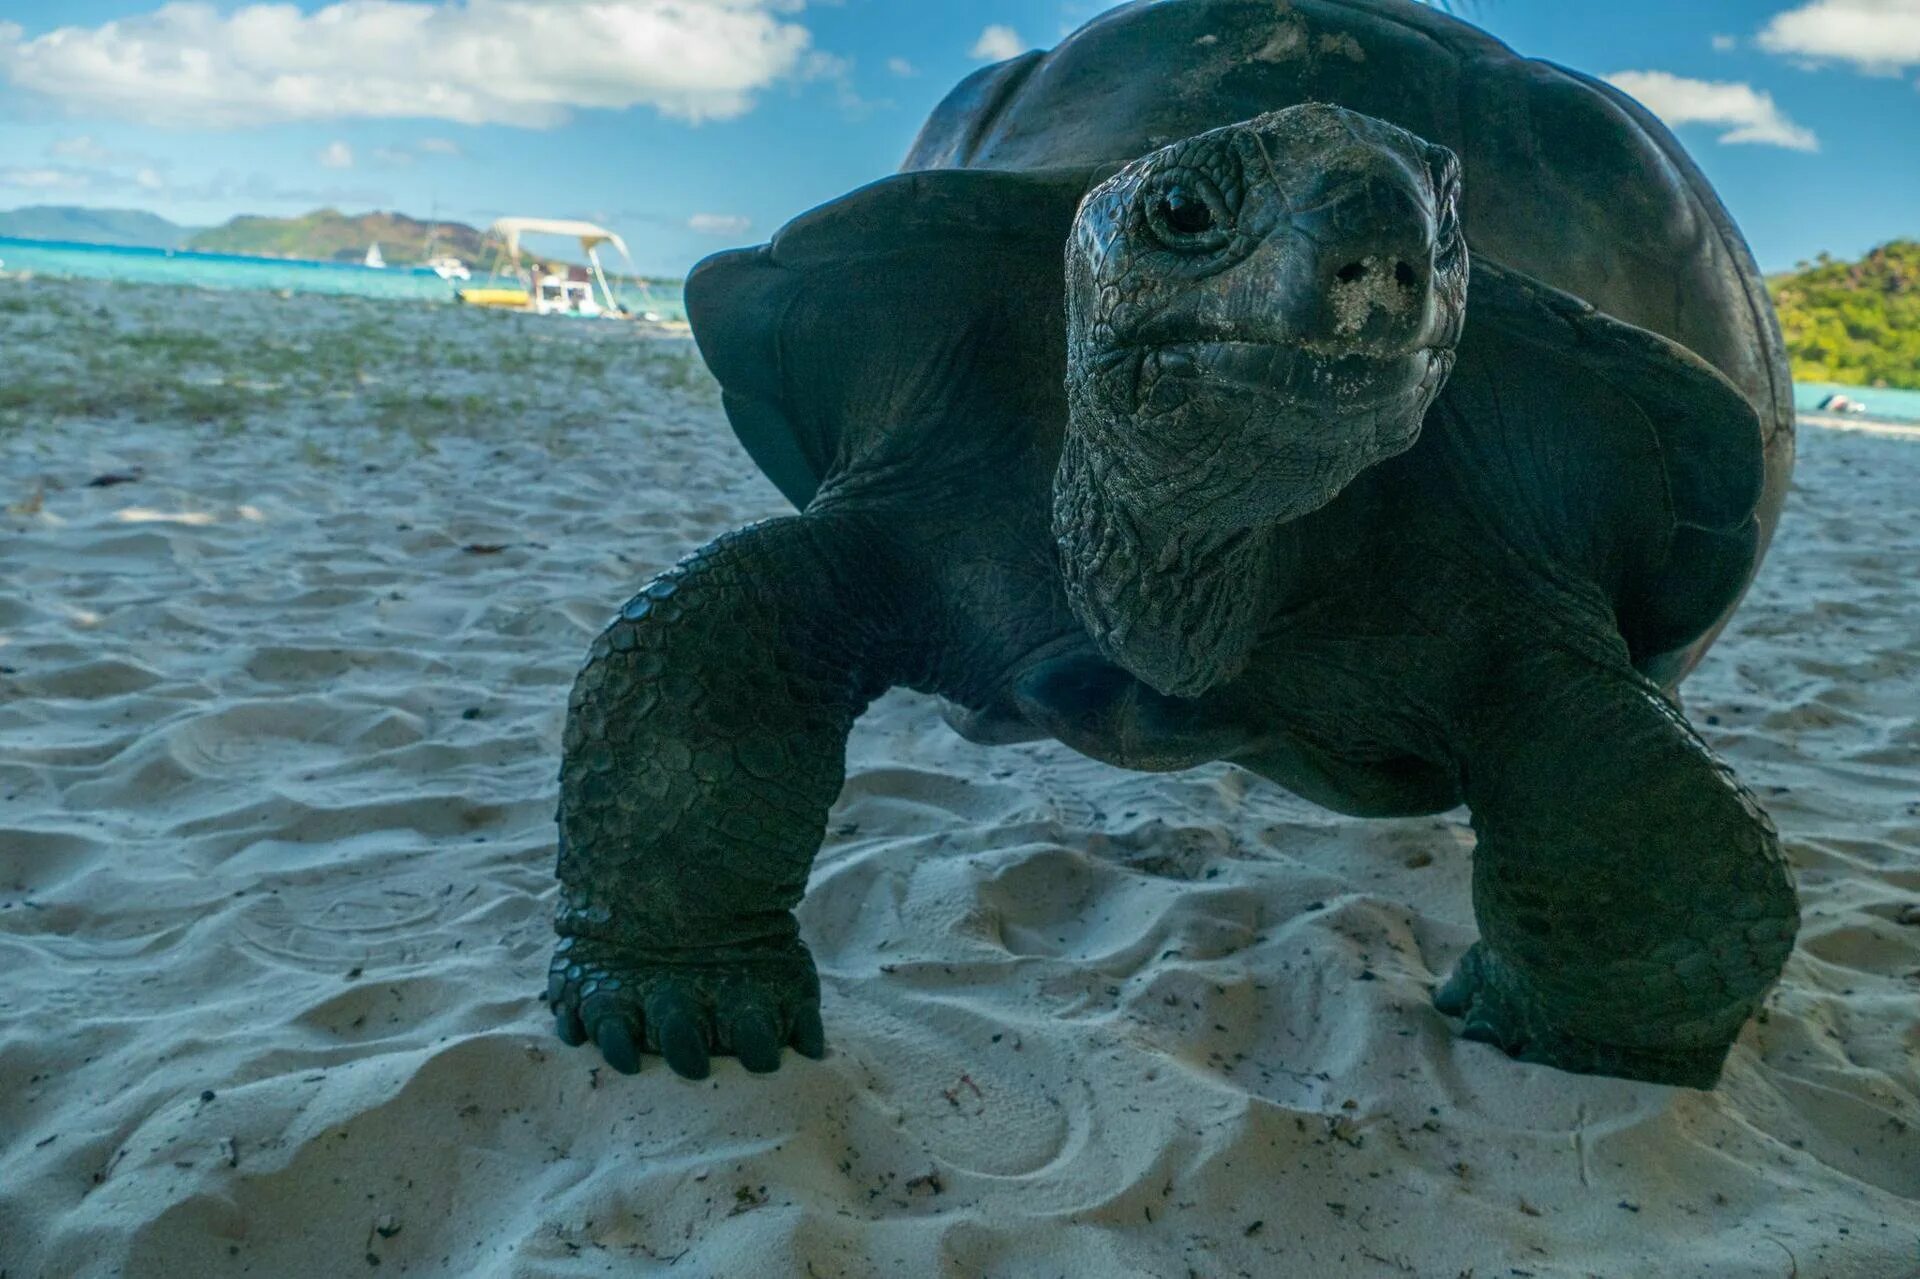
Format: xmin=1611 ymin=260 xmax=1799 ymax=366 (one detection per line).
xmin=1055 ymin=103 xmax=1467 ymax=697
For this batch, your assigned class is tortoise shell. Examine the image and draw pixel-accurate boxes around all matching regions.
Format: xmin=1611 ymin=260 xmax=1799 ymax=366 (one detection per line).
xmin=690 ymin=0 xmax=1791 ymax=687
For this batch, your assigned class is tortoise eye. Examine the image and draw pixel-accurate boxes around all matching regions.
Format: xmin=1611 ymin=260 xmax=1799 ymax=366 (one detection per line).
xmin=1146 ymin=179 xmax=1229 ymax=250
xmin=1428 ymin=147 xmax=1464 ymax=269
xmin=1159 ymin=190 xmax=1213 ymax=235
xmin=1433 ymin=187 xmax=1463 ymax=272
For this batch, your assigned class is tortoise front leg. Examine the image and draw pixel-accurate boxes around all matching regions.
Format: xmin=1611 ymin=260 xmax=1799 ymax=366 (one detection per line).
xmin=1441 ymin=643 xmax=1799 ymax=1088
xmin=550 ymin=515 xmax=906 ymax=1079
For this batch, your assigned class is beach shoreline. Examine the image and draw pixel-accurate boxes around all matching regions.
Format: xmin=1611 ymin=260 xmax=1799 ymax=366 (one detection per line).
xmin=0 ymin=240 xmax=690 ymax=321
xmin=1801 ymin=410 xmax=1920 ymax=440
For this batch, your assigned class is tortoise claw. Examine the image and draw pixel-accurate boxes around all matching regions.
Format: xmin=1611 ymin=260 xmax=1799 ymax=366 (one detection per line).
xmin=547 ymin=935 xmax=821 ymax=1081
xmin=594 ymin=1016 xmax=643 ymax=1075
xmin=1434 ymin=942 xmax=1733 ymax=1088
xmin=790 ymin=1004 xmax=827 ymax=1060
xmin=730 ymin=1008 xmax=784 ymax=1074
xmin=1432 ymin=952 xmax=1478 ymax=1017
xmin=649 ymin=990 xmax=712 ymax=1080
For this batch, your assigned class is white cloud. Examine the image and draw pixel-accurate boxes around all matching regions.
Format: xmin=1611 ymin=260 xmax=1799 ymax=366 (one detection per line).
xmin=687 ymin=212 xmax=751 ymax=236
xmin=0 ymin=156 xmax=173 ymax=195
xmin=0 ymin=0 xmax=824 ymax=128
xmin=318 ymin=140 xmax=355 ymax=169
xmin=50 ymin=134 xmax=111 ymax=161
xmin=886 ymin=56 xmax=917 ymax=77
xmin=969 ymin=24 xmax=1025 ymax=61
xmin=1605 ymin=70 xmax=1819 ymax=151
xmin=186 ymin=170 xmax=393 ymax=206
xmin=0 ymin=166 xmax=91 ymax=190
xmin=1711 ymin=33 xmax=1738 ymax=52
xmin=1757 ymin=0 xmax=1920 ymax=74
xmin=370 ymin=138 xmax=464 ymax=165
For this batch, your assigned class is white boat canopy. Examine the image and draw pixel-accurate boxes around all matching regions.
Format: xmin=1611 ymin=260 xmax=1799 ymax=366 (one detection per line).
xmin=470 ymin=215 xmax=659 ymax=320
xmin=489 ymin=218 xmax=630 ymax=262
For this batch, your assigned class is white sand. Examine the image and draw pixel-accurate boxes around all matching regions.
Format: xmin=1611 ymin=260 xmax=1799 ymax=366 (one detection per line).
xmin=0 ymin=279 xmax=1915 ymax=1278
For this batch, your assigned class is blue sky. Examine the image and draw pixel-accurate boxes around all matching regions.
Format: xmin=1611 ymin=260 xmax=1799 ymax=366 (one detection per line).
xmin=0 ymin=0 xmax=1916 ymax=275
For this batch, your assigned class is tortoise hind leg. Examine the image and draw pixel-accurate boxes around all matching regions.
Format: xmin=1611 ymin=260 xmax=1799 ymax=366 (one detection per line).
xmin=1442 ymin=642 xmax=1799 ymax=1088
xmin=550 ymin=514 xmax=913 ymax=1078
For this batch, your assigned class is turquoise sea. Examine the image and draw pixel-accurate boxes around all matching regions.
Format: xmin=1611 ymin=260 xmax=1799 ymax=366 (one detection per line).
xmin=0 ymin=235 xmax=687 ymax=321
xmin=1792 ymin=380 xmax=1920 ymax=425
xmin=2 ymin=237 xmax=1915 ymax=419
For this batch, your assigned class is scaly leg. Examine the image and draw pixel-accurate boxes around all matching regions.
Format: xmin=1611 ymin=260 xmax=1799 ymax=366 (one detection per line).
xmin=1440 ymin=641 xmax=1798 ymax=1088
xmin=549 ymin=515 xmax=909 ymax=1078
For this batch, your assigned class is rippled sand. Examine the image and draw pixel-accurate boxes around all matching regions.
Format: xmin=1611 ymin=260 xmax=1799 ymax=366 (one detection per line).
xmin=1 ymin=278 xmax=1914 ymax=1277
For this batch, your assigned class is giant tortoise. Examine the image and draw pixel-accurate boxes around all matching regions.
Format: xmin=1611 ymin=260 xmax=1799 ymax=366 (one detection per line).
xmin=547 ymin=0 xmax=1798 ymax=1089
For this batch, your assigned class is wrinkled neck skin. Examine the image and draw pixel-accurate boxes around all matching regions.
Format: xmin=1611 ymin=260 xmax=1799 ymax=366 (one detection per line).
xmin=1055 ymin=368 xmax=1291 ymax=700
xmin=1051 ymin=106 xmax=1465 ymax=701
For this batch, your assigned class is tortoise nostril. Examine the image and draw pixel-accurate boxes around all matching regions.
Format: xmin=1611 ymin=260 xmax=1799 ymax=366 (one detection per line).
xmin=1332 ymin=258 xmax=1422 ymax=290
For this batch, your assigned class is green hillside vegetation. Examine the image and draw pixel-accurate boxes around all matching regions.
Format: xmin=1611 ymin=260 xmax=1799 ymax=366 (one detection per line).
xmin=1768 ymin=240 xmax=1920 ymax=390
xmin=0 ymin=205 xmax=197 ymax=249
xmin=187 ymin=209 xmax=493 ymax=265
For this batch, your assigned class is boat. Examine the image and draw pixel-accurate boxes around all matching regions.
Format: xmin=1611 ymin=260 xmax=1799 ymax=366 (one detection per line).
xmin=1818 ymin=392 xmax=1870 ymax=416
xmin=456 ymin=218 xmax=655 ymax=318
xmin=417 ymin=255 xmax=470 ymax=281
xmin=363 ymin=242 xmax=386 ymax=269
xmin=414 ymin=216 xmax=470 ymax=280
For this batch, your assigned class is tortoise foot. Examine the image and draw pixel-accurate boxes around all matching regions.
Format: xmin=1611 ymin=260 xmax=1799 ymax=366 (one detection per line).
xmin=1434 ymin=943 xmax=1731 ymax=1090
xmin=547 ymin=934 xmax=825 ymax=1080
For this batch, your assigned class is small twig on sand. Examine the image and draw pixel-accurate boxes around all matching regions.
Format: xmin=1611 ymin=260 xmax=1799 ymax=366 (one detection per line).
xmin=1760 ymin=1236 xmax=1798 ymax=1278
xmin=1359 ymin=1246 xmax=1415 ymax=1273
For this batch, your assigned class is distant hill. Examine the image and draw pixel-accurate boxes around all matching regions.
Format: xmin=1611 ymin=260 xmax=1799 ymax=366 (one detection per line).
xmin=187 ymin=209 xmax=493 ymax=266
xmin=1769 ymin=241 xmax=1920 ymax=390
xmin=0 ymin=205 xmax=198 ymax=250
